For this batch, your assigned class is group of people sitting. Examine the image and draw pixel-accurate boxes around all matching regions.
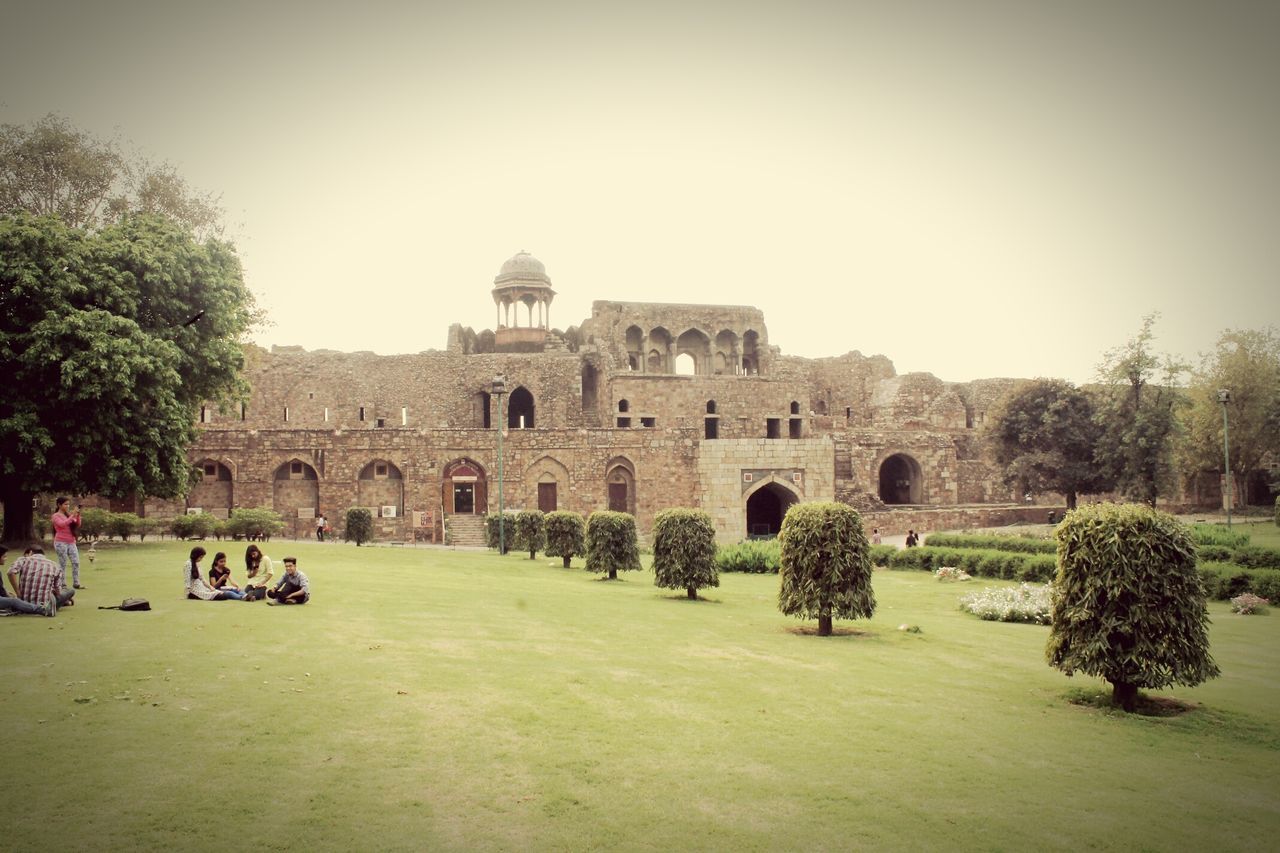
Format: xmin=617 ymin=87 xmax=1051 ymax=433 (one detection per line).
xmin=184 ymin=544 xmax=311 ymax=605
xmin=0 ymin=545 xmax=75 ymax=616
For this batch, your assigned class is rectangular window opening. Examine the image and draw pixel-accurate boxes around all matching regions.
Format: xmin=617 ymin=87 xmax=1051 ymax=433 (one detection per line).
xmin=640 ymin=416 xmax=655 ymax=428
xmin=789 ymin=418 xmax=802 ymax=439
xmin=376 ymin=417 xmax=386 ymax=429
xmin=616 ymin=417 xmax=631 ymax=428
xmin=240 ymin=403 xmax=246 ymax=421
xmin=704 ymin=418 xmax=718 ymax=440
xmin=284 ymin=406 xmax=290 ymax=422
xmin=359 ymin=406 xmax=366 ymax=421
xmin=324 ymin=407 xmax=330 ymax=422
xmin=766 ymin=418 xmax=781 ymax=439
xmin=401 ymin=406 xmax=408 ymax=426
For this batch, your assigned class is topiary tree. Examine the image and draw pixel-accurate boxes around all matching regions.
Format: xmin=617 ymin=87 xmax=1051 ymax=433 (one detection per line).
xmin=1047 ymin=503 xmax=1220 ymax=712
xmin=106 ymin=511 xmax=139 ymax=541
xmin=514 ymin=509 xmax=546 ymax=559
xmin=169 ymin=513 xmax=195 ymax=540
xmin=484 ymin=511 xmax=517 ymax=552
xmin=777 ymin=502 xmax=876 ymax=636
xmin=544 ymin=510 xmax=586 ymax=568
xmin=652 ymin=508 xmax=719 ymax=600
xmin=187 ymin=511 xmax=218 ymax=540
xmin=344 ymin=507 xmax=374 ymax=546
xmin=77 ymin=507 xmax=113 ymax=541
xmin=227 ymin=507 xmax=285 ymax=541
xmin=585 ymin=510 xmax=641 ymax=580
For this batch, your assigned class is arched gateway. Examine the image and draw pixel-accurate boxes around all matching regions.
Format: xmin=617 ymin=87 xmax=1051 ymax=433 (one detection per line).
xmin=878 ymin=453 xmax=923 ymax=504
xmin=745 ymin=480 xmax=799 ymax=538
xmin=443 ymin=459 xmax=487 ymax=514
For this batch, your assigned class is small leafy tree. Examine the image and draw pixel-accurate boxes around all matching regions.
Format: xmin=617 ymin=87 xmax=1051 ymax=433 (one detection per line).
xmin=135 ymin=516 xmax=162 ymax=542
xmin=652 ymin=508 xmax=719 ymax=600
xmin=777 ymin=502 xmax=876 ymax=636
xmin=169 ymin=514 xmax=195 ymax=539
xmin=226 ymin=507 xmax=284 ymax=541
xmin=107 ymin=511 xmax=139 ymax=541
xmin=514 ymin=509 xmax=546 ymax=559
xmin=544 ymin=510 xmax=586 ymax=568
xmin=77 ymin=507 xmax=113 ymax=540
xmin=1047 ymin=503 xmax=1220 ymax=712
xmin=345 ymin=507 xmax=374 ymax=546
xmin=484 ymin=511 xmax=518 ymax=552
xmin=585 ymin=511 xmax=641 ymax=580
xmin=187 ymin=512 xmax=218 ymax=540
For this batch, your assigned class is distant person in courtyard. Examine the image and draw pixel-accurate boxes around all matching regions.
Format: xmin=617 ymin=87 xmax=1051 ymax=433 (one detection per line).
xmin=316 ymin=514 xmax=327 ymax=542
xmin=905 ymin=530 xmax=919 ymax=548
xmin=207 ymin=552 xmax=246 ymax=600
xmin=871 ymin=528 xmax=882 ymax=546
xmin=51 ymin=497 xmax=84 ymax=589
xmin=243 ymin=544 xmax=273 ymax=601
xmin=266 ymin=557 xmax=309 ymax=605
xmin=184 ymin=546 xmax=235 ymax=601
xmin=3 ymin=546 xmax=73 ymax=616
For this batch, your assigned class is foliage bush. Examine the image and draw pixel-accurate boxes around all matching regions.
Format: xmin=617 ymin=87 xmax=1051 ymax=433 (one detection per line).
xmin=344 ymin=508 xmax=374 ymax=546
xmin=869 ymin=544 xmax=897 ymax=567
xmin=169 ymin=514 xmax=195 ymax=539
xmin=651 ymin=508 xmax=719 ymax=599
xmin=1195 ymin=544 xmax=1233 ymax=563
xmin=1191 ymin=523 xmax=1250 ymax=549
xmin=1047 ymin=503 xmax=1220 ymax=712
xmin=513 ymin=510 xmax=546 ymax=559
xmin=134 ymin=516 xmax=163 ymax=542
xmin=585 ymin=511 xmax=641 ymax=580
xmin=715 ymin=539 xmax=782 ymax=573
xmin=543 ymin=510 xmax=586 ymax=568
xmin=777 ymin=502 xmax=875 ymax=636
xmin=935 ymin=566 xmax=972 ymax=582
xmin=187 ymin=512 xmax=218 ymax=540
xmin=1230 ymin=545 xmax=1280 ymax=570
xmin=1197 ymin=563 xmax=1280 ymax=602
xmin=1229 ymin=593 xmax=1269 ymax=615
xmin=224 ymin=508 xmax=284 ymax=541
xmin=77 ymin=507 xmax=114 ymax=540
xmin=923 ymin=532 xmax=1056 ymax=554
xmin=484 ymin=511 xmax=519 ymax=551
xmin=884 ymin=546 xmax=1056 ymax=582
xmin=106 ymin=512 xmax=140 ymax=541
xmin=959 ymin=584 xmax=1052 ymax=624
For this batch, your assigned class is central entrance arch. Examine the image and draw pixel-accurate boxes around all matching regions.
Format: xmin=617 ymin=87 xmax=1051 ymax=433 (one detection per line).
xmin=745 ymin=480 xmax=799 ymax=538
xmin=443 ymin=458 xmax=488 ymax=514
xmin=878 ymin=453 xmax=923 ymax=504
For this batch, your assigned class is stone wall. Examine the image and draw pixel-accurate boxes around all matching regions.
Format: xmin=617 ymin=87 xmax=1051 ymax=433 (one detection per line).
xmin=696 ymin=438 xmax=836 ymax=541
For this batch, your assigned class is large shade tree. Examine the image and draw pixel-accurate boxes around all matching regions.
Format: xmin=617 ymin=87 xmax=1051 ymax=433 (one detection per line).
xmin=1180 ymin=328 xmax=1280 ymax=506
xmin=0 ymin=212 xmax=254 ymax=542
xmin=988 ymin=378 xmax=1111 ymax=510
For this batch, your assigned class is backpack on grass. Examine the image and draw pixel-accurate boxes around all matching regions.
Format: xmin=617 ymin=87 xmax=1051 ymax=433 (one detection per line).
xmin=99 ymin=598 xmax=151 ymax=611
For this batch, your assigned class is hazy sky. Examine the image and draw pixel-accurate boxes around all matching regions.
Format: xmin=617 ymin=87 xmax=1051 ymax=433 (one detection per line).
xmin=3 ymin=0 xmax=1277 ymax=384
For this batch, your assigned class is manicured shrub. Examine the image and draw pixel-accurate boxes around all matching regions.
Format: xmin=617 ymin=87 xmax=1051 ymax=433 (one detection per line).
xmin=225 ymin=508 xmax=285 ymax=541
xmin=544 ymin=510 xmax=586 ymax=568
xmin=884 ymin=546 xmax=1055 ymax=581
xmin=959 ymin=584 xmax=1052 ymax=624
xmin=1196 ymin=544 xmax=1233 ymax=563
xmin=777 ymin=502 xmax=875 ymax=636
xmin=484 ymin=511 xmax=518 ymax=552
xmin=923 ymin=533 xmax=1056 ymax=555
xmin=1230 ymin=545 xmax=1280 ymax=570
xmin=652 ymin=508 xmax=719 ymax=599
xmin=135 ymin=516 xmax=163 ymax=542
xmin=106 ymin=511 xmax=140 ymax=541
xmin=1252 ymin=570 xmax=1280 ymax=603
xmin=1230 ymin=593 xmax=1269 ymax=615
xmin=513 ymin=509 xmax=546 ymax=559
xmin=1048 ymin=503 xmax=1220 ymax=712
xmin=869 ymin=544 xmax=897 ymax=567
xmin=169 ymin=514 xmax=195 ymax=539
xmin=585 ymin=511 xmax=641 ymax=580
xmin=187 ymin=512 xmax=218 ymax=540
xmin=1197 ymin=563 xmax=1280 ymax=601
xmin=716 ymin=539 xmax=782 ymax=573
xmin=344 ymin=507 xmax=374 ymax=546
xmin=77 ymin=507 xmax=113 ymax=540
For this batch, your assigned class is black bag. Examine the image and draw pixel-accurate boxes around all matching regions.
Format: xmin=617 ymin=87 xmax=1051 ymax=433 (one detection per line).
xmin=99 ymin=598 xmax=151 ymax=611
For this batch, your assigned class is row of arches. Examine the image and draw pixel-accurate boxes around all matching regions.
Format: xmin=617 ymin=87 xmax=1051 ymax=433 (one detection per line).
xmin=624 ymin=326 xmax=762 ymax=376
xmin=442 ymin=456 xmax=636 ymax=516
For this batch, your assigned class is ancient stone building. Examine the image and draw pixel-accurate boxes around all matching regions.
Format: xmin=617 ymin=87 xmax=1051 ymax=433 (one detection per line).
xmin=173 ymin=251 xmax=1045 ymax=543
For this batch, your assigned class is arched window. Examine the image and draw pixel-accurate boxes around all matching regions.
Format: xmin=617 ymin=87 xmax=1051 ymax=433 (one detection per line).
xmin=706 ymin=400 xmax=717 ymax=414
xmin=790 ymin=401 xmax=801 ymax=415
xmin=508 ymin=386 xmax=535 ymax=429
xmin=675 ymin=353 xmax=696 ymax=375
xmin=618 ymin=399 xmax=630 ymax=413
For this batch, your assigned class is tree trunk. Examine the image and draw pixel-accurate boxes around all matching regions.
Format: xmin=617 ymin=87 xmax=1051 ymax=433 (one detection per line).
xmin=528 ymin=549 xmax=536 ymax=560
xmin=562 ymin=556 xmax=571 ymax=568
xmin=817 ymin=614 xmax=833 ymax=636
xmin=608 ymin=568 xmax=617 ymax=580
xmin=687 ymin=586 xmax=697 ymax=600
xmin=1111 ymin=680 xmax=1138 ymax=712
xmin=1 ymin=483 xmax=36 ymax=545
xmin=1066 ymin=491 xmax=1078 ymax=511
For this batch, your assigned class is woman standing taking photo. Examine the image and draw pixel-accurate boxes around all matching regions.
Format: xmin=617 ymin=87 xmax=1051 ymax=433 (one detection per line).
xmin=51 ymin=497 xmax=84 ymax=590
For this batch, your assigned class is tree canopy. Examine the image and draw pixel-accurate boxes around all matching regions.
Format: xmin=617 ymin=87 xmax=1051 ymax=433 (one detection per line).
xmin=987 ymin=378 xmax=1111 ymax=509
xmin=0 ymin=212 xmax=254 ymax=541
xmin=1181 ymin=328 xmax=1280 ymax=504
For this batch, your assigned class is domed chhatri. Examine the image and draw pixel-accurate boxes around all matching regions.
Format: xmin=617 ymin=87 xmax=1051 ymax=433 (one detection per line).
xmin=492 ymin=251 xmax=557 ymax=346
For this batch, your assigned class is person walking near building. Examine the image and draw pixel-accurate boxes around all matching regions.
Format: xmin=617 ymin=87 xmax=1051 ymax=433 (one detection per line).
xmin=316 ymin=514 xmax=327 ymax=542
xmin=51 ymin=497 xmax=84 ymax=589
xmin=871 ymin=528 xmax=882 ymax=545
xmin=4 ymin=546 xmax=74 ymax=616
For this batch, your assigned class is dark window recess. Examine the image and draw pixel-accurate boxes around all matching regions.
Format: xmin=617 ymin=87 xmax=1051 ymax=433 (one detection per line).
xmin=789 ymin=418 xmax=802 ymax=439
xmin=376 ymin=464 xmax=387 ymax=476
xmin=618 ymin=399 xmax=630 ymax=413
xmin=376 ymin=418 xmax=386 ymax=428
xmin=617 ymin=417 xmax=631 ymax=428
xmin=359 ymin=407 xmax=366 ymax=421
xmin=790 ymin=401 xmax=800 ymax=415
xmin=766 ymin=418 xmax=781 ymax=439
xmin=704 ymin=418 xmax=718 ymax=440
xmin=641 ymin=417 xmax=655 ymax=428
xmin=291 ymin=461 xmax=303 ymax=475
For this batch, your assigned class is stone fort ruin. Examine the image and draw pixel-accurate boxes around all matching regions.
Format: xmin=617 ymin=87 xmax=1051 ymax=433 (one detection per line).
xmin=175 ymin=251 xmax=1045 ymax=543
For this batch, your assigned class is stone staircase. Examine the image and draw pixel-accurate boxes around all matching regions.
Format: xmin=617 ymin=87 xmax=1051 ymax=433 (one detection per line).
xmin=447 ymin=513 xmax=488 ymax=548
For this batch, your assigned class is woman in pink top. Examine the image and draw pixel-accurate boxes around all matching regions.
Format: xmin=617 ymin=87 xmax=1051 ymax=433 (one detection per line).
xmin=51 ymin=497 xmax=83 ymax=589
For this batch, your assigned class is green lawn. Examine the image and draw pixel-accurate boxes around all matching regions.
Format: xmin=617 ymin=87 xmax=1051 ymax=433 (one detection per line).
xmin=4 ymin=541 xmax=1279 ymax=851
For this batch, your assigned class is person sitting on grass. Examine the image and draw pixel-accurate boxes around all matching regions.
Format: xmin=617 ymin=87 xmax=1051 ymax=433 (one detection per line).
xmin=242 ymin=544 xmax=273 ymax=601
xmin=3 ymin=546 xmax=74 ymax=616
xmin=207 ymin=551 xmax=246 ymax=600
xmin=266 ymin=557 xmax=309 ymax=605
xmin=184 ymin=546 xmax=237 ymax=601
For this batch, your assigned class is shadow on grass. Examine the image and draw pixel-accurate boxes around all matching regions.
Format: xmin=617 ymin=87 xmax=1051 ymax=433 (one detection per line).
xmin=1065 ymin=687 xmax=1199 ymax=717
xmin=656 ymin=594 xmax=723 ymax=604
xmin=784 ymin=625 xmax=875 ymax=638
xmin=1063 ymin=687 xmax=1280 ymax=747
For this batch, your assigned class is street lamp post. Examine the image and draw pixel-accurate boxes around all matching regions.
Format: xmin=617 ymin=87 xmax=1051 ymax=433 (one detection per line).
xmin=493 ymin=375 xmax=507 ymax=554
xmin=1218 ymin=389 xmax=1232 ymax=528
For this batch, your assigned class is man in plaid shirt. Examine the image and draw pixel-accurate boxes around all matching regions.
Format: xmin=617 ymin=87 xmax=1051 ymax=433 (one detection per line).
xmin=3 ymin=546 xmax=74 ymax=616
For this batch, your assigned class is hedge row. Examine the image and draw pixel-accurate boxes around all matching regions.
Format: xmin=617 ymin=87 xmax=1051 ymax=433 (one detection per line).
xmin=715 ymin=539 xmax=781 ymax=573
xmin=885 ymin=546 xmax=1058 ymax=583
xmin=1197 ymin=562 xmax=1280 ymax=602
xmin=1195 ymin=543 xmax=1280 ymax=569
xmin=1191 ymin=524 xmax=1251 ymax=549
xmin=922 ymin=533 xmax=1056 ymax=555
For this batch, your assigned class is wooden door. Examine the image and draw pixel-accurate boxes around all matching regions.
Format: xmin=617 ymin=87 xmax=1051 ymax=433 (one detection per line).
xmin=608 ymin=481 xmax=628 ymax=513
xmin=454 ymin=483 xmax=474 ymax=513
xmin=538 ymin=482 xmax=557 ymax=513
